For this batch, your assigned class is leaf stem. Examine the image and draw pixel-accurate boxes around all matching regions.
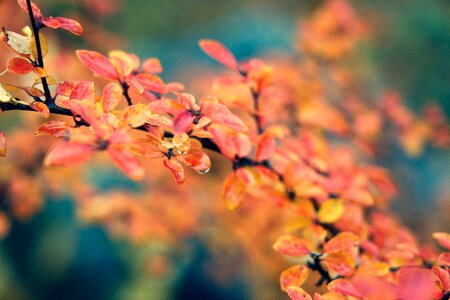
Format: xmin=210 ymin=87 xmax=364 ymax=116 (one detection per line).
xmin=26 ymin=0 xmax=52 ymax=104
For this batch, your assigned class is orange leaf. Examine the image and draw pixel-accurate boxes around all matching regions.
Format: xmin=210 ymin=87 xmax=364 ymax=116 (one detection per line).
xmin=142 ymin=57 xmax=163 ymax=73
xmin=133 ymin=73 xmax=166 ymax=94
xmin=108 ymin=50 xmax=139 ymax=77
xmin=327 ymin=279 xmax=361 ymax=298
xmin=208 ymin=124 xmax=252 ymax=159
xmin=280 ymin=265 xmax=309 ymax=291
xmin=163 ymin=158 xmax=185 ymax=184
xmin=172 ymin=133 xmax=191 ymax=153
xmin=179 ymin=139 xmax=211 ymax=174
xmin=42 ymin=17 xmax=83 ymax=35
xmin=0 ymin=131 xmax=6 ymax=157
xmin=7 ymin=57 xmax=34 ymax=74
xmin=317 ymin=199 xmax=345 ymax=224
xmin=76 ymin=50 xmax=119 ymax=80
xmin=29 ymin=101 xmax=50 ymax=118
xmin=35 ymin=121 xmax=68 ymax=138
xmin=44 ymin=141 xmax=93 ymax=166
xmin=222 ymin=172 xmax=246 ymax=210
xmin=273 ymin=234 xmax=310 ymax=257
xmin=286 ymin=286 xmax=312 ymax=300
xmin=323 ymin=232 xmax=359 ymax=254
xmin=102 ymin=82 xmax=122 ymax=112
xmin=199 ymin=39 xmax=239 ymax=71
xmin=123 ymin=104 xmax=152 ymax=128
xmin=107 ymin=146 xmax=145 ymax=180
xmin=322 ymin=252 xmax=356 ymax=277
xmin=129 ymin=137 xmax=164 ymax=159
xmin=255 ymin=132 xmax=276 ymax=162
xmin=433 ymin=232 xmax=450 ymax=250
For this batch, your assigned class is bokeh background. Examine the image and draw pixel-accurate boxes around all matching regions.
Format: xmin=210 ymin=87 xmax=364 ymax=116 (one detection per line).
xmin=0 ymin=0 xmax=449 ymax=299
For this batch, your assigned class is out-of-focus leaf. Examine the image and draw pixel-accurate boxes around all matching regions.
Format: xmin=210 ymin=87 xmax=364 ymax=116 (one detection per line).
xmin=280 ymin=265 xmax=309 ymax=291
xmin=30 ymin=32 xmax=48 ymax=59
xmin=76 ymin=50 xmax=119 ymax=80
xmin=102 ymin=82 xmax=122 ymax=112
xmin=35 ymin=121 xmax=68 ymax=138
xmin=317 ymin=199 xmax=345 ymax=224
xmin=0 ymin=131 xmax=6 ymax=157
xmin=199 ymin=39 xmax=239 ymax=71
xmin=44 ymin=141 xmax=93 ymax=166
xmin=107 ymin=146 xmax=145 ymax=180
xmin=323 ymin=232 xmax=359 ymax=254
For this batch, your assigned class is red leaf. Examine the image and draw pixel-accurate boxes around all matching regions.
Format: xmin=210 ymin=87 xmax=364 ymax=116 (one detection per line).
xmin=173 ymin=111 xmax=194 ymax=134
xmin=7 ymin=57 xmax=34 ymax=74
xmin=163 ymin=158 xmax=185 ymax=184
xmin=133 ymin=74 xmax=166 ymax=94
xmin=273 ymin=234 xmax=310 ymax=257
xmin=56 ymin=81 xmax=74 ymax=97
xmin=286 ymin=286 xmax=312 ymax=300
xmin=200 ymin=96 xmax=248 ymax=132
xmin=76 ymin=50 xmax=119 ymax=80
xmin=35 ymin=121 xmax=68 ymax=138
xmin=107 ymin=146 xmax=145 ymax=180
xmin=199 ymin=39 xmax=239 ymax=71
xmin=0 ymin=131 xmax=6 ymax=157
xmin=397 ymin=267 xmax=439 ymax=300
xmin=433 ymin=232 xmax=450 ymax=250
xmin=29 ymin=101 xmax=50 ymax=118
xmin=432 ymin=266 xmax=450 ymax=292
xmin=42 ymin=17 xmax=83 ymax=35
xmin=70 ymin=81 xmax=96 ymax=102
xmin=17 ymin=0 xmax=42 ymax=19
xmin=327 ymin=279 xmax=361 ymax=298
xmin=44 ymin=141 xmax=93 ymax=166
xmin=102 ymin=82 xmax=122 ymax=112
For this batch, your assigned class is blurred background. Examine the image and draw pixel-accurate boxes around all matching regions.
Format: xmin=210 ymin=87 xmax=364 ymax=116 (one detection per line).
xmin=0 ymin=0 xmax=449 ymax=299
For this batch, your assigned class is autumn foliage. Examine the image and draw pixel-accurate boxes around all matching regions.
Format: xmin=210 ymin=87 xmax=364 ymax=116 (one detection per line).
xmin=0 ymin=0 xmax=449 ymax=299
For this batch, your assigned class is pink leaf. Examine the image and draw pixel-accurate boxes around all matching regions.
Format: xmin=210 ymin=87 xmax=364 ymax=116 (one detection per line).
xmin=199 ymin=39 xmax=239 ymax=71
xmin=44 ymin=141 xmax=93 ymax=166
xmin=107 ymin=146 xmax=145 ymax=180
xmin=76 ymin=50 xmax=119 ymax=80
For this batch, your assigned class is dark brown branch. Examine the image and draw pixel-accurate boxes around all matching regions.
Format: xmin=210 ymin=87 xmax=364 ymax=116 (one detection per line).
xmin=26 ymin=0 xmax=52 ymax=104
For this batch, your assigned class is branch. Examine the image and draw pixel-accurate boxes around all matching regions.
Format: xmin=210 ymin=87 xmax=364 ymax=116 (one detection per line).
xmin=26 ymin=0 xmax=52 ymax=104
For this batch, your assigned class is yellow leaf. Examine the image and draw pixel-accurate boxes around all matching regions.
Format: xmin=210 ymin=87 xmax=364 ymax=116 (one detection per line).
xmin=317 ymin=199 xmax=345 ymax=224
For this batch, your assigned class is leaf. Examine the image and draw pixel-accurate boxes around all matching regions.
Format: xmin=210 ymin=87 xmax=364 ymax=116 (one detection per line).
xmin=123 ymin=104 xmax=152 ymax=128
xmin=108 ymin=50 xmax=139 ymax=77
xmin=433 ymin=266 xmax=450 ymax=292
xmin=0 ymin=131 xmax=6 ymax=157
xmin=35 ymin=121 xmax=68 ymax=138
xmin=17 ymin=0 xmax=43 ymax=19
xmin=172 ymin=133 xmax=191 ymax=154
xmin=327 ymin=279 xmax=361 ymax=298
xmin=286 ymin=286 xmax=312 ymax=300
xmin=0 ymin=84 xmax=14 ymax=103
xmin=208 ymin=124 xmax=252 ymax=159
xmin=25 ymin=87 xmax=44 ymax=97
xmin=200 ymin=96 xmax=248 ymax=132
xmin=76 ymin=50 xmax=119 ymax=80
xmin=42 ymin=17 xmax=83 ymax=36
xmin=273 ymin=234 xmax=310 ymax=257
xmin=102 ymin=82 xmax=123 ymax=112
xmin=433 ymin=232 xmax=450 ymax=250
xmin=107 ymin=146 xmax=145 ymax=180
xmin=322 ymin=252 xmax=356 ymax=277
xmin=437 ymin=252 xmax=450 ymax=266
xmin=70 ymin=81 xmax=96 ymax=102
xmin=223 ymin=172 xmax=246 ymax=210
xmin=180 ymin=139 xmax=211 ymax=174
xmin=280 ymin=265 xmax=309 ymax=291
xmin=133 ymin=73 xmax=166 ymax=94
xmin=129 ymin=137 xmax=164 ymax=159
xmin=7 ymin=57 xmax=34 ymax=74
xmin=323 ymin=232 xmax=359 ymax=254
xmin=30 ymin=32 xmax=48 ymax=59
xmin=397 ymin=267 xmax=438 ymax=300
xmin=173 ymin=111 xmax=195 ymax=134
xmin=56 ymin=81 xmax=74 ymax=97
xmin=29 ymin=101 xmax=50 ymax=118
xmin=142 ymin=57 xmax=163 ymax=73
xmin=163 ymin=158 xmax=185 ymax=184
xmin=255 ymin=132 xmax=276 ymax=162
xmin=44 ymin=141 xmax=93 ymax=166
xmin=199 ymin=39 xmax=239 ymax=71
xmin=0 ymin=30 xmax=32 ymax=57
xmin=317 ymin=199 xmax=345 ymax=224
